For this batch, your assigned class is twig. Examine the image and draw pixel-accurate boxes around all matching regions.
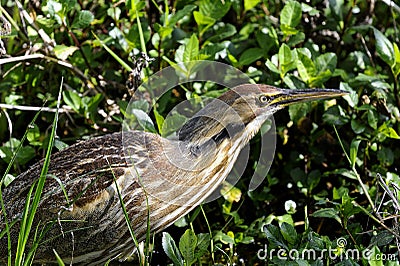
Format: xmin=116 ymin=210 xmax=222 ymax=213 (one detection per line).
xmin=15 ymin=0 xmax=55 ymax=48
xmin=1 ymin=108 xmax=13 ymax=145
xmin=333 ymin=126 xmax=376 ymax=212
xmin=0 ymin=54 xmax=95 ymax=90
xmin=0 ymin=103 xmax=72 ymax=113
xmin=381 ymin=0 xmax=400 ymax=13
xmin=378 ymin=174 xmax=400 ymax=211
xmin=359 ymin=34 xmax=375 ymax=68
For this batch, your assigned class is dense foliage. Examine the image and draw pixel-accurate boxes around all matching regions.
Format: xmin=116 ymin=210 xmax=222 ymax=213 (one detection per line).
xmin=1 ymin=0 xmax=400 ymax=265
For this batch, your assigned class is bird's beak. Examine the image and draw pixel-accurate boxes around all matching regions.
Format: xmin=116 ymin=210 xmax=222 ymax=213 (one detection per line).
xmin=273 ymin=88 xmax=348 ymax=107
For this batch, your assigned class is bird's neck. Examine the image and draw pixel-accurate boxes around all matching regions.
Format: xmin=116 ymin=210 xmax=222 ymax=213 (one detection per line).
xmin=178 ymin=112 xmax=264 ymax=156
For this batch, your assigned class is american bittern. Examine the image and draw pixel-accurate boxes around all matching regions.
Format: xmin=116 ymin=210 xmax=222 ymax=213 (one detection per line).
xmin=0 ymin=84 xmax=346 ymax=265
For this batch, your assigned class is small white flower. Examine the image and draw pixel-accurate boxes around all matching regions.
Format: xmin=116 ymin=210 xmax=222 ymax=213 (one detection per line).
xmin=285 ymin=200 xmax=297 ymax=214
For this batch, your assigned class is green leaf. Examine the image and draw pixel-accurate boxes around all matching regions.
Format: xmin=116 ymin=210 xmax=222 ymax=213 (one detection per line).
xmin=340 ymin=82 xmax=358 ymax=108
xmin=370 ymin=230 xmax=394 ymax=247
xmin=263 ymin=224 xmax=288 ymax=249
xmin=312 ymin=208 xmax=341 ymax=225
xmin=174 ymin=216 xmax=188 ymax=228
xmin=183 ymin=34 xmax=199 ymax=62
xmin=15 ymin=82 xmax=62 ymax=265
xmin=350 ymin=139 xmax=361 ymax=168
xmin=221 ymin=183 xmax=242 ymax=203
xmin=287 ymin=31 xmax=305 ymax=46
xmin=54 ymin=45 xmax=79 ymax=60
xmin=107 ymin=6 xmax=122 ymax=21
xmin=283 ymin=74 xmax=305 ymax=89
xmin=256 ymin=27 xmax=278 ymax=52
xmin=130 ymin=109 xmax=156 ymax=133
xmin=280 ymin=24 xmax=298 ymax=36
xmin=244 ymin=0 xmax=261 ymax=11
xmin=322 ymin=105 xmax=349 ymax=125
xmin=179 ymin=229 xmax=197 ymax=266
xmin=214 ymin=231 xmax=235 ymax=245
xmin=193 ymin=11 xmax=215 ymax=26
xmin=128 ymin=0 xmax=146 ymax=15
xmin=278 ymin=43 xmax=297 ymax=77
xmin=280 ymin=222 xmax=297 ymax=246
xmin=265 ymin=57 xmax=280 ymax=74
xmin=367 ymin=109 xmax=378 ymax=129
xmin=153 ymin=108 xmax=165 ymax=135
xmin=368 ymin=246 xmax=384 ymax=266
xmin=162 ymin=232 xmax=184 ymax=266
xmin=162 ymin=113 xmax=187 ymax=137
xmin=3 ymin=174 xmax=15 ymax=187
xmin=86 ymin=94 xmax=104 ymax=116
xmin=351 ymin=119 xmax=365 ymax=134
xmin=72 ymin=10 xmax=94 ymax=29
xmin=63 ymin=90 xmax=82 ymax=113
xmin=27 ymin=124 xmax=40 ymax=145
xmin=54 ymin=139 xmax=69 ymax=151
xmin=310 ymin=70 xmax=332 ymax=87
xmin=205 ymin=23 xmax=237 ymax=43
xmin=288 ymin=102 xmax=310 ymax=122
xmin=378 ymin=123 xmax=400 ymax=139
xmin=47 ymin=0 xmax=62 ymax=16
xmin=341 ymin=195 xmax=362 ymax=222
xmin=316 ymin=52 xmax=337 ymax=75
xmin=195 ymin=233 xmax=210 ymax=258
xmin=377 ymin=147 xmax=394 ymax=166
xmin=276 ymin=214 xmax=294 ymax=226
xmin=301 ymin=3 xmax=319 ymax=15
xmin=296 ymin=50 xmax=316 ymax=84
xmin=168 ymin=5 xmax=197 ymax=26
xmin=199 ymin=0 xmax=231 ymax=21
xmin=280 ymin=1 xmax=302 ymax=28
xmin=307 ymin=170 xmax=321 ymax=192
xmin=328 ymin=0 xmax=344 ymax=20
xmin=331 ymin=168 xmax=358 ymax=180
xmin=193 ymin=11 xmax=215 ymax=36
xmin=332 ymin=186 xmax=349 ymax=200
xmin=238 ymin=47 xmax=263 ymax=66
xmin=392 ymin=42 xmax=400 ymax=78
xmin=373 ymin=27 xmax=395 ymax=67
xmin=63 ymin=0 xmax=78 ymax=12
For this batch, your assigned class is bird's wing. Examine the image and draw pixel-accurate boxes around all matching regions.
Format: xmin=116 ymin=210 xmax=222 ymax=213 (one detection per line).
xmin=1 ymin=131 xmax=148 ymax=222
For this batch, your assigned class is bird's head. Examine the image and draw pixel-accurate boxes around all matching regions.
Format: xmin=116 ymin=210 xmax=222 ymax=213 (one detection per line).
xmin=178 ymin=84 xmax=347 ymax=149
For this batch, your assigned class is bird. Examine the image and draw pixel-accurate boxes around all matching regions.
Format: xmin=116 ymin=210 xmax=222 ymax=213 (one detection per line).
xmin=0 ymin=84 xmax=347 ymax=265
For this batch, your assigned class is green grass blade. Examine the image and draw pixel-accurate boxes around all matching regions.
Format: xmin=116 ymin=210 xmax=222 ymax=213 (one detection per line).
xmin=135 ymin=10 xmax=147 ymax=55
xmin=200 ymin=205 xmax=214 ymax=262
xmin=0 ymin=103 xmax=46 ymax=266
xmin=52 ymin=249 xmax=65 ymax=266
xmin=92 ymin=32 xmax=132 ymax=72
xmin=108 ymin=161 xmax=142 ymax=265
xmin=13 ymin=78 xmax=63 ymax=265
xmin=0 ymin=108 xmax=43 ymax=185
xmin=14 ymin=181 xmax=35 ymax=265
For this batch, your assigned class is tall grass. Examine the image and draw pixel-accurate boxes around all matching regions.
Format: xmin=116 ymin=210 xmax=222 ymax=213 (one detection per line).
xmin=0 ymin=79 xmax=63 ymax=265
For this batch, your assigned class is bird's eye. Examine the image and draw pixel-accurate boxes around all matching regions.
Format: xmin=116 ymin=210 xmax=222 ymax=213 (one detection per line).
xmin=259 ymin=95 xmax=270 ymax=104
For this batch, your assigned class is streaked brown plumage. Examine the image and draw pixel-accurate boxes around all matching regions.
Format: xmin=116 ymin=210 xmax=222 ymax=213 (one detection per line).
xmin=0 ymin=84 xmax=347 ymax=265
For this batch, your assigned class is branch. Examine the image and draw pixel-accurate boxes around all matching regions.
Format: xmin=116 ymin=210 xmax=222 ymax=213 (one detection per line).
xmin=0 ymin=103 xmax=72 ymax=113
xmin=381 ymin=0 xmax=400 ymax=13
